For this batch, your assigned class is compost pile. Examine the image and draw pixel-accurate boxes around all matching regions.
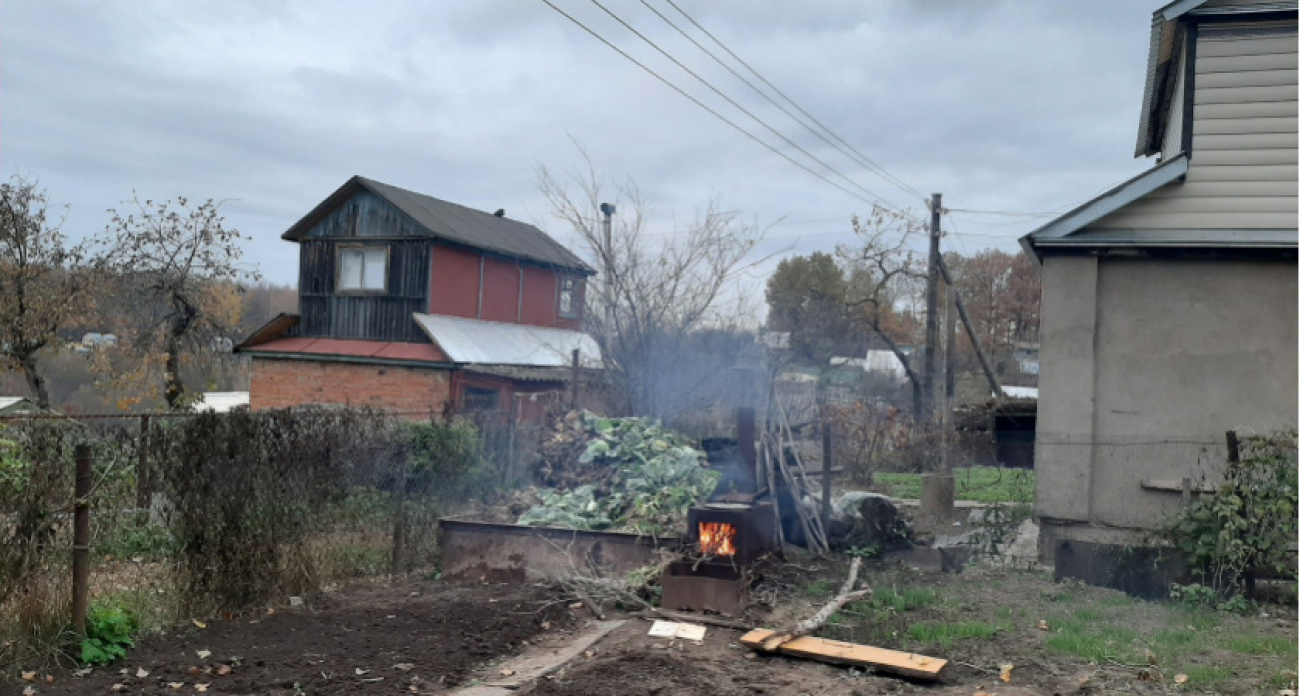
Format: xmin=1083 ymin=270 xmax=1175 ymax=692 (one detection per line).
xmin=518 ymin=411 xmax=717 ymax=535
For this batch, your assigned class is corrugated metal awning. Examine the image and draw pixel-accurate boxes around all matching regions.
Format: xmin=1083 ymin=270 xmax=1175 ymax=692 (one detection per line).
xmin=413 ymin=313 xmax=602 ymax=368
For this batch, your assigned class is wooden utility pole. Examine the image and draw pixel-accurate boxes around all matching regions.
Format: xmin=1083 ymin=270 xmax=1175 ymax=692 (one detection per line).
xmin=935 ymin=256 xmax=1003 ymax=398
xmin=923 ymin=193 xmax=942 ymax=421
xmin=941 ymin=285 xmax=957 ymax=473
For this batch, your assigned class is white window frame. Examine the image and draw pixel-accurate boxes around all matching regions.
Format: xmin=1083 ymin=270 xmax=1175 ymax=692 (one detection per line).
xmin=558 ymin=276 xmax=580 ymax=319
xmin=336 ymin=245 xmax=389 ymax=293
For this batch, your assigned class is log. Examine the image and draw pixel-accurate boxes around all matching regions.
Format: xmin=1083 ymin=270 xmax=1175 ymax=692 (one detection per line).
xmin=761 ymin=557 xmax=869 ymax=651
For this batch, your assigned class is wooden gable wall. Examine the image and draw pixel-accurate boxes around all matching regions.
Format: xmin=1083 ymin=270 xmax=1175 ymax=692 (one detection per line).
xmin=298 ymin=191 xmax=431 ymax=342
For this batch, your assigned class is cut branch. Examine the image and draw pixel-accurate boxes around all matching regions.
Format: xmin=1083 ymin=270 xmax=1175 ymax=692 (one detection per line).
xmin=760 ymin=557 xmax=871 ymax=651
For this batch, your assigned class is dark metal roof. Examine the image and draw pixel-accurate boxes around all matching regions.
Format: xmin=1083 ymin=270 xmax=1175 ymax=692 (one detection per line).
xmin=282 ymin=176 xmax=594 ymax=275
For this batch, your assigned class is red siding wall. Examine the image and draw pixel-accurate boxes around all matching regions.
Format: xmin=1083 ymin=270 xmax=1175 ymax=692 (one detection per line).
xmin=429 ymin=244 xmax=481 ymax=318
xmin=250 ymin=358 xmax=452 ymax=419
xmin=481 ymin=256 xmax=521 ymax=323
xmin=521 ymin=265 xmax=558 ymax=327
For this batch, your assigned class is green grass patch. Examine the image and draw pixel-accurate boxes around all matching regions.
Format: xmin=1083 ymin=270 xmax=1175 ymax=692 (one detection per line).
xmin=1221 ymin=635 xmax=1295 ymax=656
xmin=873 ymin=466 xmax=1033 ymax=503
xmin=906 ymin=621 xmax=1004 ymax=648
xmin=1180 ymin=664 xmax=1237 ymax=690
xmin=801 ymin=579 xmax=837 ymax=598
xmin=1045 ymin=615 xmax=1141 ymax=664
xmin=872 ymin=587 xmax=940 ymax=613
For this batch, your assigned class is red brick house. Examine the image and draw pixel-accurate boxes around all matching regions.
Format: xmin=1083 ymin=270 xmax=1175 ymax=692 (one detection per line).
xmin=237 ymin=176 xmax=600 ymax=420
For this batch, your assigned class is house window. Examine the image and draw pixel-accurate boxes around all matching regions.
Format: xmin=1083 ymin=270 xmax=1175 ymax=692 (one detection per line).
xmin=558 ymin=277 xmax=580 ymax=319
xmin=338 ymin=246 xmax=388 ymax=292
xmin=462 ymin=387 xmax=500 ymax=412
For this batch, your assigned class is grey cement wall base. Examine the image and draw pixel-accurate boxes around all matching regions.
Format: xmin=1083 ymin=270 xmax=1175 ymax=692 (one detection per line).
xmin=1054 ymin=539 xmax=1190 ymax=599
xmin=1037 ymin=519 xmax=1149 ymax=565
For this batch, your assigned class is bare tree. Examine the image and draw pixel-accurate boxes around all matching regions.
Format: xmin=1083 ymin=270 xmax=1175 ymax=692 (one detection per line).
xmin=0 ymin=177 xmax=96 ymax=408
xmin=838 ymin=206 xmax=928 ymax=416
xmin=539 ymin=155 xmax=767 ymax=417
xmin=102 ymin=196 xmax=259 ymax=409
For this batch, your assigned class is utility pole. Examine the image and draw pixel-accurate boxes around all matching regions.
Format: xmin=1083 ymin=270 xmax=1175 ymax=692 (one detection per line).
xmin=923 ymin=193 xmax=942 ymax=421
xmin=599 ymin=202 xmax=616 ymax=329
xmin=941 ymin=284 xmax=957 ymax=473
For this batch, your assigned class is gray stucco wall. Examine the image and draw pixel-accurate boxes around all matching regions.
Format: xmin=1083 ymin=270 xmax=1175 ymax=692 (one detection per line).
xmin=1035 ymin=255 xmax=1297 ymax=549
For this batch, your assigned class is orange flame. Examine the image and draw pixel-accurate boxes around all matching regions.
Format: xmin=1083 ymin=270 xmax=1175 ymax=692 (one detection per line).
xmin=699 ymin=522 xmax=737 ymax=556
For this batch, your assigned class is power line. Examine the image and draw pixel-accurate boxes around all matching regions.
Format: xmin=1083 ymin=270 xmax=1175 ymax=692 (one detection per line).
xmin=583 ymin=0 xmax=907 ymax=212
xmin=661 ymin=0 xmax=928 ymax=202
xmin=945 ymin=207 xmax=1057 ymax=218
xmin=539 ymin=0 xmax=892 ymax=211
xmin=638 ymin=0 xmax=925 ymax=206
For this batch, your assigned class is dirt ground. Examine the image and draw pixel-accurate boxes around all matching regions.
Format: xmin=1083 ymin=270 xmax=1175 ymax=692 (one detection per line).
xmin=13 ymin=559 xmax=1298 ymax=696
xmin=25 ymin=579 xmax=576 ymax=695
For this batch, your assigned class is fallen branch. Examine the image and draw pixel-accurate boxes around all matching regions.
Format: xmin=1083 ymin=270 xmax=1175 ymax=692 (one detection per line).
xmin=574 ymin=587 xmax=605 ymax=620
xmin=761 ymin=557 xmax=870 ymax=651
xmin=635 ymin=610 xmax=752 ymax=631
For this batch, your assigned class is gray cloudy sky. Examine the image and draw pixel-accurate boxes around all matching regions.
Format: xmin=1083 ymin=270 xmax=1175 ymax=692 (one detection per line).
xmin=2 ymin=0 xmax=1157 ymax=290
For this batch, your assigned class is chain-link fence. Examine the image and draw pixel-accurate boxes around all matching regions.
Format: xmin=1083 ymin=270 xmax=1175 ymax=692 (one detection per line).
xmin=0 ymin=407 xmax=503 ymax=671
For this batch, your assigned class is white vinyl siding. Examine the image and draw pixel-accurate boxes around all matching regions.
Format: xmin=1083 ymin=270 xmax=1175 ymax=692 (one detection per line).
xmin=1094 ymin=20 xmax=1297 ymax=231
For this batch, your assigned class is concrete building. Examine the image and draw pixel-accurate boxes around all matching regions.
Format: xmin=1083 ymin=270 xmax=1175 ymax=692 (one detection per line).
xmin=1020 ymin=0 xmax=1297 ymax=560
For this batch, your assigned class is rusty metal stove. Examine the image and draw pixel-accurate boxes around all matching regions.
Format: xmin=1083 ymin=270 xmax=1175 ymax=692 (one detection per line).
xmin=661 ymin=408 xmax=777 ymax=616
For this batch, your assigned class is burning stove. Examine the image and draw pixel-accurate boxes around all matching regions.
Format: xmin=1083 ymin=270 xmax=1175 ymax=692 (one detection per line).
xmin=661 ymin=409 xmax=778 ymax=616
xmin=687 ymin=502 xmax=777 ymax=566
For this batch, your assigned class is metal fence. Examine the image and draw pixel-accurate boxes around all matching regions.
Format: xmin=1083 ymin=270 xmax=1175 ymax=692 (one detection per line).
xmin=0 ymin=407 xmax=510 ymax=670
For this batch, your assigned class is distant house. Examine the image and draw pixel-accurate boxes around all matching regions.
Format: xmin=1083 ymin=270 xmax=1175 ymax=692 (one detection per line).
xmin=829 ymin=349 xmax=908 ymax=382
xmin=0 ymin=397 xmax=37 ymax=415
xmin=237 ymin=176 xmax=600 ymax=421
xmin=1020 ymin=0 xmax=1297 ymax=560
xmin=194 ymin=391 xmax=250 ymax=413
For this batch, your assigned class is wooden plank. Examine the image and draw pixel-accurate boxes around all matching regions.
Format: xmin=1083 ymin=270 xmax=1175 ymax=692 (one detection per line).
xmin=741 ymin=628 xmax=947 ymax=680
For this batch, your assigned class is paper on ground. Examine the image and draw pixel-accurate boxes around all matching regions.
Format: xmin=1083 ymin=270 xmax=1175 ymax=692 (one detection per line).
xmin=647 ymin=620 xmax=707 ymax=641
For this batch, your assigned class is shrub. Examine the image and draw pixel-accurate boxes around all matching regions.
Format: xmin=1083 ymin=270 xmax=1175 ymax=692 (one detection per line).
xmin=81 ymin=602 xmax=139 ymax=665
xmin=1161 ymin=430 xmax=1298 ymax=599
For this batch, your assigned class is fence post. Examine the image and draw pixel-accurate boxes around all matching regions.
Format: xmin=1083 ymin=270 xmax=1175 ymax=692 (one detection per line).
xmin=570 ymin=349 xmax=580 ymax=410
xmin=390 ymin=452 xmax=408 ymax=576
xmin=1226 ymin=430 xmax=1240 ymax=464
xmin=72 ymin=443 xmax=92 ymax=639
xmin=136 ymin=415 xmax=151 ymax=509
xmin=820 ymin=415 xmax=833 ymax=525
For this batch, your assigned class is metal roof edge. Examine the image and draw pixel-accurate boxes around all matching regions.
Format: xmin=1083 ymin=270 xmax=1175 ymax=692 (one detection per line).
xmin=233 ymin=313 xmax=301 ymax=352
xmin=241 ymin=350 xmax=456 ymax=370
xmin=1033 ymin=228 xmax=1298 ymax=247
xmin=1019 ymin=155 xmax=1190 ymax=260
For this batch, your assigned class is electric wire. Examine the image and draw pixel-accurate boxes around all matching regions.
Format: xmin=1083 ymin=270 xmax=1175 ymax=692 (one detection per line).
xmin=661 ymin=0 xmax=928 ymax=202
xmin=583 ymin=0 xmax=909 ymax=212
xmin=638 ymin=0 xmax=926 ymax=206
xmin=538 ymin=0 xmax=893 ymax=211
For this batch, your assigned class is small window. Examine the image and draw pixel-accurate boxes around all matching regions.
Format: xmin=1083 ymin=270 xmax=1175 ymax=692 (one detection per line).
xmin=558 ymin=277 xmax=580 ymax=318
xmin=462 ymin=387 xmax=500 ymax=412
xmin=338 ymin=246 xmax=387 ymax=292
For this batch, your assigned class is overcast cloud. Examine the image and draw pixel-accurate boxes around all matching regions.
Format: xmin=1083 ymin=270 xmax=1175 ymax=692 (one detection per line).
xmin=2 ymin=0 xmax=1156 ymax=300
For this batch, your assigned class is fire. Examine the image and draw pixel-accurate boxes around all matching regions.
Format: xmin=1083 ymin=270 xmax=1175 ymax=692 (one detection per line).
xmin=699 ymin=522 xmax=737 ymax=556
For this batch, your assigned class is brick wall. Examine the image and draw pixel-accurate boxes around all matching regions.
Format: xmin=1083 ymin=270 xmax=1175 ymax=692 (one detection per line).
xmin=250 ymin=358 xmax=452 ymax=418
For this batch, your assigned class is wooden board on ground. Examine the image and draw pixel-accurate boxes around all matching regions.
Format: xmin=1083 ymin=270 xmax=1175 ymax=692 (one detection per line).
xmin=740 ymin=628 xmax=947 ymax=681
